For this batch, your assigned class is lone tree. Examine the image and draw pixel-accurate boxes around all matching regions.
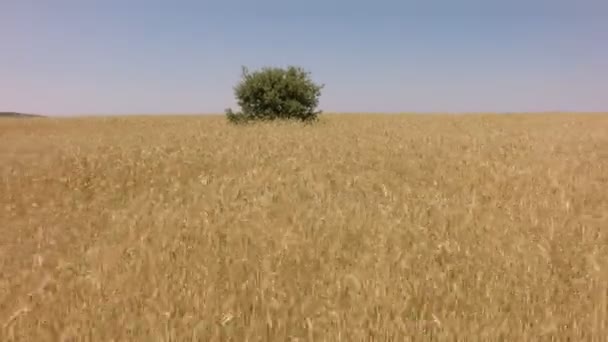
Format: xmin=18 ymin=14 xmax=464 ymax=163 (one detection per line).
xmin=225 ymin=65 xmax=324 ymax=124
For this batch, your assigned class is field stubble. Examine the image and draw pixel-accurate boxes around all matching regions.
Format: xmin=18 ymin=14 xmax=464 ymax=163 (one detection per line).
xmin=1 ymin=114 xmax=608 ymax=340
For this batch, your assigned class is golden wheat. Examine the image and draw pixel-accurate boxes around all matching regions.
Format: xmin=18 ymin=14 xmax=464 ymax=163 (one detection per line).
xmin=1 ymin=113 xmax=608 ymax=340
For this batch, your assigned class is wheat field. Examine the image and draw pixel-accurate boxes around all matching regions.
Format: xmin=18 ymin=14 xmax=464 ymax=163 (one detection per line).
xmin=1 ymin=114 xmax=608 ymax=340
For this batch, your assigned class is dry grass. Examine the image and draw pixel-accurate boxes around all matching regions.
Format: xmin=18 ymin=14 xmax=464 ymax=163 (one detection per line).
xmin=1 ymin=113 xmax=608 ymax=340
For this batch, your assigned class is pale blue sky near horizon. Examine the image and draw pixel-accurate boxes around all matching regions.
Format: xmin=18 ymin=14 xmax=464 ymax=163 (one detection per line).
xmin=1 ymin=0 xmax=607 ymax=116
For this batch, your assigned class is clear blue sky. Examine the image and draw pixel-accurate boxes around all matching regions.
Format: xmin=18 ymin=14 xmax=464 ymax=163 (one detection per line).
xmin=2 ymin=0 xmax=607 ymax=115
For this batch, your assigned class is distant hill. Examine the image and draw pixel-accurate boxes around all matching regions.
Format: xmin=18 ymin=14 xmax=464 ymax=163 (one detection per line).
xmin=0 ymin=112 xmax=45 ymax=118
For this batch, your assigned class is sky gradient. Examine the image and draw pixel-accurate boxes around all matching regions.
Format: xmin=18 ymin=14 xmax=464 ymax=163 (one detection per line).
xmin=2 ymin=0 xmax=607 ymax=116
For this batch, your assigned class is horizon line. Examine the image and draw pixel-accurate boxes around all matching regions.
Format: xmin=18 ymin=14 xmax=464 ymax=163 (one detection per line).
xmin=6 ymin=111 xmax=608 ymax=118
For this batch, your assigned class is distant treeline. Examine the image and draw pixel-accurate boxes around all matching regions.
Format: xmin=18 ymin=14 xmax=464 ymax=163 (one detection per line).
xmin=0 ymin=112 xmax=45 ymax=118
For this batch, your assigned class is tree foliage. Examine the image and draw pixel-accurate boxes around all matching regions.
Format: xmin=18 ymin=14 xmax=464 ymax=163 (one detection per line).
xmin=226 ymin=66 xmax=324 ymax=124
